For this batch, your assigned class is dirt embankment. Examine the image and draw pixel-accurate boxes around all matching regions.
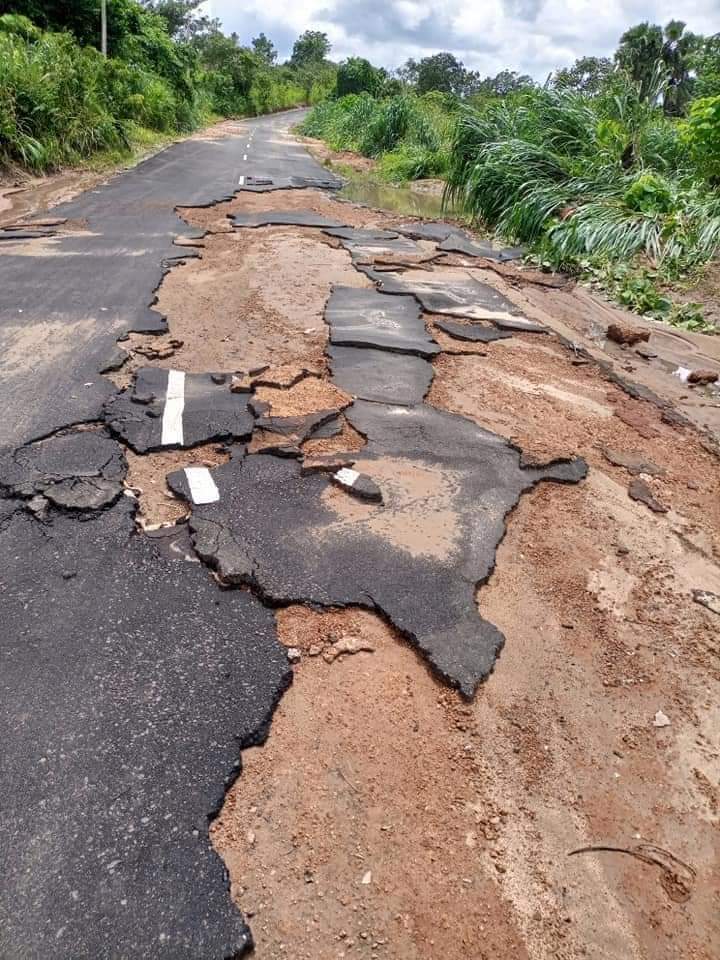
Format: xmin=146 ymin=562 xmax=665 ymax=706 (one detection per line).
xmin=122 ymin=180 xmax=719 ymax=960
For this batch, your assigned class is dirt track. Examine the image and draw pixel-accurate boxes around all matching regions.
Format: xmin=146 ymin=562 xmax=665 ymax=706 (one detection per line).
xmin=117 ymin=171 xmax=720 ymax=958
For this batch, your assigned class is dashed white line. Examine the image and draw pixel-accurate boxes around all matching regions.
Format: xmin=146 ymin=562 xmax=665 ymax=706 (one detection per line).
xmin=238 ymin=175 xmax=245 ymax=185
xmin=160 ymin=369 xmax=185 ymax=446
xmin=184 ymin=466 xmax=220 ymax=504
xmin=243 ymin=153 xmax=247 ymax=161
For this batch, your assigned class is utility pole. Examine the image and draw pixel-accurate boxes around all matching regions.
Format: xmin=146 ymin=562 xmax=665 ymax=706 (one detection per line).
xmin=101 ymin=0 xmax=107 ymax=57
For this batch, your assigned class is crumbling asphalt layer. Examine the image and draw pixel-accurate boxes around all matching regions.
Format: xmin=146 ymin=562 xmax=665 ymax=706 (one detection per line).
xmin=329 ymin=344 xmax=434 ymax=405
xmin=326 ymin=285 xmax=441 ymax=357
xmin=104 ymin=367 xmax=254 ymax=453
xmin=170 ymin=403 xmax=586 ymax=698
xmin=0 ymin=428 xmax=126 ymax=511
xmin=0 ymin=110 xmax=332 ymax=960
xmin=0 ymin=109 xmax=324 ymax=449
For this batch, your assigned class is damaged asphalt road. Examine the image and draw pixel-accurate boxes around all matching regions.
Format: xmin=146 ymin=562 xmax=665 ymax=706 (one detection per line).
xmin=1 ymin=109 xmax=591 ymax=958
xmin=0 ymin=109 xmax=321 ymax=449
xmin=0 ymin=110 xmax=331 ymax=960
xmin=169 ymin=402 xmax=586 ymax=697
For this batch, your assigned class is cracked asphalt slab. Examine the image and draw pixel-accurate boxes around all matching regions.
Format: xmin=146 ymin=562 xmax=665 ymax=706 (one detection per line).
xmin=326 ymin=285 xmax=440 ymax=357
xmin=433 ymin=317 xmax=514 ymax=343
xmin=0 ymin=110 xmax=341 ymax=958
xmin=0 ymin=428 xmax=126 ymax=511
xmin=0 ymin=499 xmax=289 ymax=959
xmin=169 ymin=402 xmax=586 ymax=697
xmin=104 ymin=367 xmax=255 ymax=452
xmin=328 ymin=344 xmax=434 ymax=405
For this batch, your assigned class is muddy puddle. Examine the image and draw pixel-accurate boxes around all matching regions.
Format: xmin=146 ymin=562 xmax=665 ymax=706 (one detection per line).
xmin=338 ymin=175 xmax=453 ymax=219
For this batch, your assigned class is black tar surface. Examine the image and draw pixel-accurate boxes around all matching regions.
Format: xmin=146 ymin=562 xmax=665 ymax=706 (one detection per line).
xmin=0 ymin=109 xmax=321 ymax=450
xmin=0 ymin=428 xmax=126 ymax=511
xmin=329 ymin=344 xmax=434 ymax=404
xmin=0 ymin=110 xmax=329 ymax=959
xmin=327 ymin=286 xmax=440 ymax=357
xmin=0 ymin=499 xmax=290 ymax=959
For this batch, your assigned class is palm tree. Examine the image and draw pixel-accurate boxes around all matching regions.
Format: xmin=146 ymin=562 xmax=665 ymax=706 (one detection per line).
xmin=615 ymin=20 xmax=700 ymax=115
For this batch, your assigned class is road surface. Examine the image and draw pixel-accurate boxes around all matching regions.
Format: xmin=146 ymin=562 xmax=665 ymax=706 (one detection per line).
xmin=1 ymin=111 xmax=718 ymax=960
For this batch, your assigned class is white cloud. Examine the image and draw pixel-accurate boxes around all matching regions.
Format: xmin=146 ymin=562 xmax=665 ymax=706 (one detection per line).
xmin=209 ymin=0 xmax=720 ymax=78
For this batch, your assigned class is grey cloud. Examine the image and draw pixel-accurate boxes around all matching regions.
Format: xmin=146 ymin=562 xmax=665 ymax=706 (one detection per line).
xmin=500 ymin=0 xmax=546 ymax=22
xmin=320 ymin=0 xmax=500 ymax=55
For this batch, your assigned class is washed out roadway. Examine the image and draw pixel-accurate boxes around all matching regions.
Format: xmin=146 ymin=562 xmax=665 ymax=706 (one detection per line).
xmin=0 ymin=110 xmax=586 ymax=957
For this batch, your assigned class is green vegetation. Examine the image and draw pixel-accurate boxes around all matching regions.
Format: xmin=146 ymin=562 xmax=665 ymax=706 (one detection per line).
xmin=302 ymin=23 xmax=720 ymax=331
xmin=0 ymin=4 xmax=335 ymax=173
xmin=300 ymin=91 xmax=454 ymax=182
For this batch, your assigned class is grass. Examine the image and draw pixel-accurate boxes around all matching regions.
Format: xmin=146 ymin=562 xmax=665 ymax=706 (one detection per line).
xmin=445 ymin=86 xmax=720 ymax=332
xmin=304 ymin=85 xmax=720 ymax=330
xmin=299 ymin=92 xmax=452 ymax=183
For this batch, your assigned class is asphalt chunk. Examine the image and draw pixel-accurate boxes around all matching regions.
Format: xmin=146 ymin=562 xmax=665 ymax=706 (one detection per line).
xmin=434 ymin=319 xmax=513 ymax=343
xmin=104 ymin=367 xmax=254 ymax=453
xmin=329 ymin=344 xmax=434 ymax=405
xmin=376 ymin=273 xmax=545 ymax=329
xmin=326 ymin=286 xmax=440 ymax=358
xmin=231 ymin=211 xmax=349 ymax=229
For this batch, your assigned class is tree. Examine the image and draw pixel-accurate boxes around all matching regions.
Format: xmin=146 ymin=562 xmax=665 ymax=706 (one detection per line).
xmin=290 ymin=30 xmax=330 ymax=69
xmin=336 ymin=57 xmax=379 ymax=97
xmin=142 ymin=1 xmax=202 ymax=38
xmin=616 ymin=21 xmax=664 ymax=100
xmin=397 ymin=58 xmax=418 ymax=87
xmin=472 ymin=69 xmax=534 ymax=97
xmin=252 ymin=32 xmax=276 ymax=64
xmin=691 ymin=33 xmax=720 ymax=99
xmin=553 ymin=56 xmax=613 ymax=95
xmin=415 ymin=52 xmax=466 ymax=95
xmin=661 ymin=20 xmax=699 ymax=116
xmin=615 ymin=20 xmax=699 ymax=114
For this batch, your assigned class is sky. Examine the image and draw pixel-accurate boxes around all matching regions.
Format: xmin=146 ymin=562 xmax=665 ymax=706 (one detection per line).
xmin=202 ymin=0 xmax=719 ymax=79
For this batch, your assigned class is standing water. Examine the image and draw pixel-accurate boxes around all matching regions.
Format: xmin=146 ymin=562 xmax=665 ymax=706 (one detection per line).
xmin=337 ymin=175 xmax=457 ymax=220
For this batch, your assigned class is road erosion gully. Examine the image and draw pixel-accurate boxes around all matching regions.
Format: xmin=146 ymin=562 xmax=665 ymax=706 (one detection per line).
xmin=0 ymin=109 xmax=589 ymax=959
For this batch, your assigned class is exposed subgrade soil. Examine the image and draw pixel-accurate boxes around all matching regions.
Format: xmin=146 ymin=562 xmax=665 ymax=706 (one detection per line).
xmin=122 ymin=178 xmax=720 ymax=959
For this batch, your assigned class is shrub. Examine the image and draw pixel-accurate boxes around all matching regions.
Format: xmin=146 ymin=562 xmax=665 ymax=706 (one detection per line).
xmin=682 ymin=96 xmax=720 ymax=183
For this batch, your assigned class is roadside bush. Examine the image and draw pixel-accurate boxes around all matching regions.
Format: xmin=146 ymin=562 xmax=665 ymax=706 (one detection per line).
xmin=0 ymin=27 xmax=128 ymax=170
xmin=336 ymin=57 xmax=380 ymax=97
xmin=682 ymin=96 xmax=720 ymax=183
xmin=300 ymin=93 xmax=448 ymax=173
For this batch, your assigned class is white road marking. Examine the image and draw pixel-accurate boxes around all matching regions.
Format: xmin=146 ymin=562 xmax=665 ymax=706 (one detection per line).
xmin=243 ymin=154 xmax=247 ymax=161
xmin=184 ymin=466 xmax=220 ymax=504
xmin=335 ymin=467 xmax=360 ymax=487
xmin=238 ymin=175 xmax=245 ymax=185
xmin=161 ymin=369 xmax=185 ymax=446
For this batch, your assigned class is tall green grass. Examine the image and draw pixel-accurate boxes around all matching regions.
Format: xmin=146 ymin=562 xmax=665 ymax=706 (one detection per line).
xmin=445 ymin=87 xmax=720 ymax=277
xmin=300 ymin=92 xmax=452 ymax=182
